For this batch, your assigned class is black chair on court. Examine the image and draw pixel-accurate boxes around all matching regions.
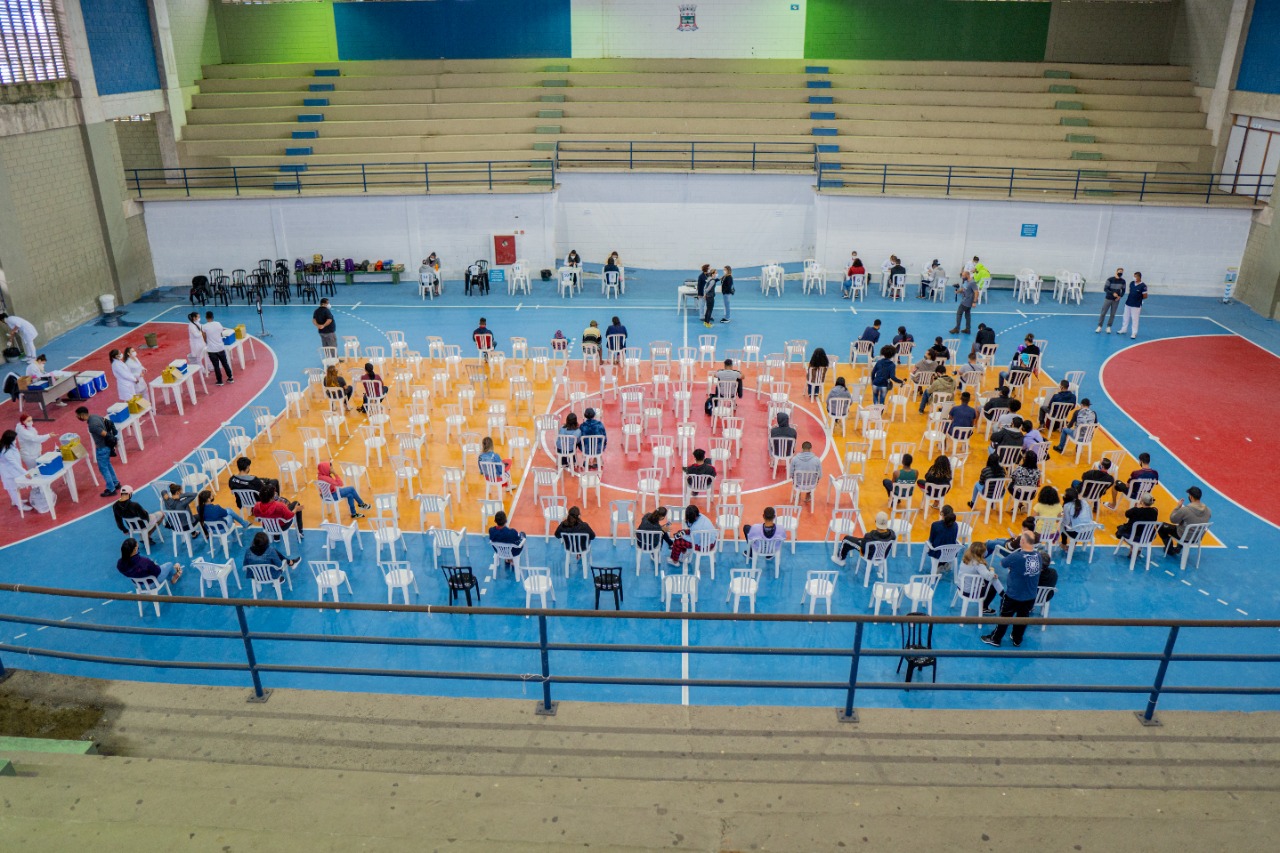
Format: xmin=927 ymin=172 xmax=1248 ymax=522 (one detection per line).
xmin=189 ymin=275 xmax=210 ymax=306
xmin=590 ymin=565 xmax=624 ymax=611
xmin=441 ymin=565 xmax=479 ymax=606
xmin=272 ymin=271 xmax=292 ymax=305
xmin=212 ymin=275 xmax=231 ymax=308
xmin=897 ymin=612 xmax=936 ymax=683
xmin=321 ymin=270 xmax=337 ymax=297
xmin=229 ymin=269 xmax=248 ymax=300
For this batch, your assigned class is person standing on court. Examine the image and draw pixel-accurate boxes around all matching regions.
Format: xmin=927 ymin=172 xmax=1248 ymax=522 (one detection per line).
xmin=202 ymin=311 xmax=234 ymax=386
xmin=951 ymin=274 xmax=977 ymax=334
xmin=1116 ymin=272 xmax=1148 ymax=340
xmin=313 ymin=297 xmax=337 ymax=352
xmin=1096 ymin=268 xmax=1126 ymax=334
xmin=981 ymin=532 xmax=1043 ymax=648
xmin=1 ymin=313 xmax=38 ymax=361
xmin=699 ymin=264 xmax=718 ymax=329
xmin=719 ymin=265 xmax=734 ymax=323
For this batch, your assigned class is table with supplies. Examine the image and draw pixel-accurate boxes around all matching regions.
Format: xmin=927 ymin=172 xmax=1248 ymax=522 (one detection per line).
xmin=19 ymin=371 xmax=80 ymax=421
xmin=18 ymin=454 xmax=95 ymax=520
xmin=149 ymin=362 xmax=207 ymax=416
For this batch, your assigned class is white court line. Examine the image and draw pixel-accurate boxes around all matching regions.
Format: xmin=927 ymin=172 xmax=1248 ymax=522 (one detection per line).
xmin=1097 ymin=333 xmax=1280 ymax=533
xmin=681 ymin=618 xmax=690 ymax=706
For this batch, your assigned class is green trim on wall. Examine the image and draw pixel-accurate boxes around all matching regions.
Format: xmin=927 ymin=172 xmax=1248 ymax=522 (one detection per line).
xmin=215 ymin=1 xmax=338 ymax=65
xmin=804 ymin=0 xmax=1050 ymax=62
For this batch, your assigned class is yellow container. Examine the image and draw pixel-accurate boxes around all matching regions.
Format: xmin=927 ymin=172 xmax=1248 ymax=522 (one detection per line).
xmin=234 ymin=323 xmax=246 ymax=340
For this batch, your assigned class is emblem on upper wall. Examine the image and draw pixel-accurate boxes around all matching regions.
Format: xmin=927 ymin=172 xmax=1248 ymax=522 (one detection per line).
xmin=678 ymin=3 xmax=698 ymax=31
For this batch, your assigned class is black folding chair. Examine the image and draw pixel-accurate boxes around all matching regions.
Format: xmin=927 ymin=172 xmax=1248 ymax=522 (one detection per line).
xmin=441 ymin=565 xmax=479 ymax=606
xmin=897 ymin=613 xmax=936 ymax=683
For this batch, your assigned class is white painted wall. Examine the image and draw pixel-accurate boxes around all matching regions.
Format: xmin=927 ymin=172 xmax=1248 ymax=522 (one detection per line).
xmin=556 ymin=172 xmax=815 ymax=268
xmin=814 ymin=194 xmax=1252 ymax=296
xmin=571 ymin=0 xmax=806 ymax=59
xmin=143 ymin=180 xmax=1252 ymax=298
xmin=143 ymin=193 xmax=556 ymax=284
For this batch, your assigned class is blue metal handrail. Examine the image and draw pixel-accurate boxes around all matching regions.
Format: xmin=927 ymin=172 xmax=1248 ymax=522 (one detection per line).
xmin=124 ymin=159 xmax=556 ymax=199
xmin=1 ymin=583 xmax=1277 ymax=725
xmin=553 ymin=139 xmax=818 ymax=172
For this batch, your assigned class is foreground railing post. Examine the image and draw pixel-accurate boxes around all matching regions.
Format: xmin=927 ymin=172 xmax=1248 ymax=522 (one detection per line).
xmin=235 ymin=605 xmax=271 ymax=703
xmin=1137 ymin=625 xmax=1179 ymax=726
xmin=182 ymin=168 xmax=190 ymax=198
xmin=1139 ymin=172 xmax=1148 ymax=202
xmin=0 ymin=651 xmax=10 ymax=683
xmin=535 ymin=614 xmax=557 ymax=716
xmin=837 ymin=621 xmax=865 ymax=723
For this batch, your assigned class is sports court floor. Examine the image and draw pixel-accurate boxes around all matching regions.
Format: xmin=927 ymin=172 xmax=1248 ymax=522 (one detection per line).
xmin=1 ymin=264 xmax=1278 ymax=713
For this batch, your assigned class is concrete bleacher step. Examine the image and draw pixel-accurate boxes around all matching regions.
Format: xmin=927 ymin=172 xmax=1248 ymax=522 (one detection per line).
xmin=537 ymin=109 xmax=564 ymax=119
xmin=809 ymin=95 xmax=833 ymax=104
xmin=313 ymin=69 xmax=340 ymax=77
xmin=303 ymin=98 xmax=329 ymax=107
xmin=308 ymin=83 xmax=335 ymax=92
xmin=539 ymin=94 xmax=565 ymax=103
xmin=1056 ymin=100 xmax=1085 ymax=110
xmin=1065 ymin=134 xmax=1097 ymax=143
xmin=291 ymin=130 xmax=319 ymax=139
xmin=1071 ymin=151 xmax=1104 ymax=160
xmin=1044 ymin=70 xmax=1073 ymax=79
xmin=1061 ymin=117 xmax=1091 ymax=127
xmin=285 ymin=147 xmax=313 ymax=156
xmin=296 ymin=114 xmax=324 ymax=122
xmin=1049 ymin=85 xmax=1078 ymax=94
xmin=0 ymin=735 xmax=98 ymax=755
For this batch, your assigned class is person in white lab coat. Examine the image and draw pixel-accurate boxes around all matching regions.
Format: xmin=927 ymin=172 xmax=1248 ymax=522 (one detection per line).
xmin=15 ymin=413 xmax=50 ymax=468
xmin=109 ymin=348 xmax=139 ymax=402
xmin=1 ymin=313 xmax=38 ymax=360
xmin=0 ymin=429 xmax=32 ymax=512
xmin=187 ymin=311 xmax=210 ymax=374
xmin=122 ymin=346 xmax=151 ymax=402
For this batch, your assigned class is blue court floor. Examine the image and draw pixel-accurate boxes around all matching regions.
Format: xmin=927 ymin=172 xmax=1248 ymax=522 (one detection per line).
xmin=2 ymin=264 xmax=1278 ymax=713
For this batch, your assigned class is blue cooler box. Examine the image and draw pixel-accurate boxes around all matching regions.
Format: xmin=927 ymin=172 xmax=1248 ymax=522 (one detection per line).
xmin=106 ymin=403 xmax=130 ymax=424
xmin=222 ymin=330 xmax=236 ymax=346
xmin=36 ymin=452 xmax=63 ymax=476
xmin=75 ymin=373 xmax=97 ymax=398
xmin=88 ymin=370 xmax=107 ymax=393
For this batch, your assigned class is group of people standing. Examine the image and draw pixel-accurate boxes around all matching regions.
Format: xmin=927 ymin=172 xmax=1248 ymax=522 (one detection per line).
xmin=696 ymin=263 xmax=735 ymax=328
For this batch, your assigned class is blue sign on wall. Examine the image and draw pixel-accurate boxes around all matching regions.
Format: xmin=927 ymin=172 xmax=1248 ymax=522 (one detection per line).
xmin=80 ymin=0 xmax=160 ymax=95
xmin=335 ymin=0 xmax=572 ymax=60
xmin=1020 ymin=224 xmax=1038 ymax=238
xmin=1238 ymin=0 xmax=1280 ymax=94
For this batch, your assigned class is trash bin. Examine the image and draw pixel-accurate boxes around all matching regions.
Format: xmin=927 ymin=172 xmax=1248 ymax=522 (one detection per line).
xmin=99 ymin=294 xmax=116 ymax=313
xmin=144 ymin=332 xmax=159 ymax=348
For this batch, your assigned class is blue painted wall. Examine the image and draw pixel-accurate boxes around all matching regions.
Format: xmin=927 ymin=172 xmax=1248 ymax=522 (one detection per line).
xmin=334 ymin=0 xmax=571 ymax=60
xmin=80 ymin=0 xmax=161 ymax=95
xmin=1237 ymin=0 xmax=1280 ymax=94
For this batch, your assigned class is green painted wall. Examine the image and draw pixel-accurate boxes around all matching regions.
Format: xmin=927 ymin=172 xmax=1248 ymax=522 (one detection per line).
xmin=804 ymin=0 xmax=1051 ymax=62
xmin=214 ymin=1 xmax=338 ymax=65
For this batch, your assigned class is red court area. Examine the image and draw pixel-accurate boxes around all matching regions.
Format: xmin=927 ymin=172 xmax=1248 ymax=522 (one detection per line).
xmin=1101 ymin=334 xmax=1280 ymax=528
xmin=0 ymin=322 xmax=274 ymax=545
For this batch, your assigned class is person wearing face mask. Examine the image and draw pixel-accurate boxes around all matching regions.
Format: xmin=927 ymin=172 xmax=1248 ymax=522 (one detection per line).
xmin=14 ymin=413 xmax=50 ymax=468
xmin=187 ymin=312 xmax=210 ymax=375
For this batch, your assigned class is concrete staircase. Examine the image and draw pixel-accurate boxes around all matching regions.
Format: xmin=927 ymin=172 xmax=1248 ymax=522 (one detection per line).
xmin=0 ymin=670 xmax=1275 ymax=850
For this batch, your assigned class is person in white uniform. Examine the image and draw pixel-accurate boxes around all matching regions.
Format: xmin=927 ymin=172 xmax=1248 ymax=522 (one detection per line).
xmin=109 ymin=348 xmax=139 ymax=403
xmin=123 ymin=346 xmax=151 ymax=402
xmin=15 ymin=413 xmax=50 ymax=468
xmin=1 ymin=313 xmax=38 ymax=360
xmin=0 ymin=429 xmax=32 ymax=512
xmin=186 ymin=311 xmax=211 ymax=374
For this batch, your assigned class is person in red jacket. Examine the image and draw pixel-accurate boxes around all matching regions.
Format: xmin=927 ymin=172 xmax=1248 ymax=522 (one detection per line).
xmin=252 ymin=484 xmax=304 ymax=538
xmin=842 ymin=252 xmax=866 ymax=299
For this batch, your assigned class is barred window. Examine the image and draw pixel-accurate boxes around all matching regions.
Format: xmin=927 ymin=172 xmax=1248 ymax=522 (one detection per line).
xmin=0 ymin=0 xmax=68 ymax=85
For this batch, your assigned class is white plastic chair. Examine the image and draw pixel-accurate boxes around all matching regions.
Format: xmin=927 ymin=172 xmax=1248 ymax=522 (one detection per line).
xmin=802 ymin=570 xmax=838 ymax=614
xmin=661 ymin=567 xmax=700 ymax=612
xmin=379 ymin=560 xmax=418 ymax=604
xmin=246 ymin=563 xmax=290 ymax=600
xmin=309 ymin=560 xmax=352 ymax=603
xmin=523 ymin=565 xmax=556 ymax=608
xmin=726 ymin=568 xmax=761 ymax=614
xmin=193 ymin=558 xmax=239 ymax=598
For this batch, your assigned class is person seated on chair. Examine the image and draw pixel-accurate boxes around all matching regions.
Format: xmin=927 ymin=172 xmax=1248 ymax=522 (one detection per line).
xmin=834 ymin=511 xmax=896 ymax=566
xmin=195 ymin=489 xmax=252 ymax=534
xmin=826 ymin=376 xmax=852 ymax=415
xmin=582 ymin=320 xmax=602 ymax=350
xmin=918 ymin=259 xmax=944 ymax=299
xmin=968 ymin=453 xmax=1007 ymax=509
xmin=946 ymin=391 xmax=977 ymax=435
xmin=578 ymin=408 xmax=607 ymax=457
xmin=918 ymin=455 xmax=953 ymax=496
xmin=112 ymin=486 xmax=163 ymax=544
xmin=1115 ymin=493 xmax=1159 ymax=547
xmin=926 ymin=505 xmax=960 ymax=565
xmin=983 ymin=385 xmax=1014 ymax=419
xmin=553 ymin=505 xmax=596 ymax=546
xmin=883 ymin=452 xmax=918 ymax=498
xmin=1038 ymin=380 xmax=1077 ymax=430
xmin=683 ymin=448 xmax=717 ymax=490
xmin=892 ymin=326 xmax=914 ymax=347
xmin=1010 ymin=449 xmax=1042 ymax=492
xmin=639 ymin=507 xmax=675 ymax=548
xmin=564 ymin=249 xmax=581 ymax=268
xmin=1033 ymin=485 xmax=1062 ymax=519
xmin=788 ymin=442 xmax=822 ymax=502
xmin=323 ymin=364 xmax=353 ymax=407
xmin=769 ymin=412 xmax=797 ymax=451
xmin=743 ymin=506 xmax=782 ymax=559
xmin=557 ymin=412 xmax=581 ymax=469
xmin=488 ymin=510 xmax=524 ymax=567
xmin=252 ymin=484 xmax=304 ymax=539
xmin=984 ymin=518 xmax=1037 ymax=561
xmin=714 ymin=358 xmax=744 ymax=398
xmin=887 ymin=256 xmax=906 ymax=287
xmin=1106 ymin=452 xmax=1159 ymax=510
xmin=918 ymin=364 xmax=956 ymax=414
xmin=805 ymin=349 xmax=829 ymax=399
xmin=997 ymin=400 xmax=1022 ymax=431
xmin=1057 ymin=487 xmax=1093 ymax=549
xmin=228 ymin=457 xmax=280 ymax=508
xmin=1071 ymin=457 xmax=1116 ymax=494
xmin=1157 ymin=486 xmax=1211 ymax=556
xmin=242 ymin=530 xmax=298 ymax=581
xmin=477 ymin=436 xmax=514 ymax=491
xmin=117 ymin=537 xmax=182 ymax=586
xmin=356 ymin=363 xmax=385 ymax=414
xmin=956 ymin=542 xmax=1000 ymax=614
xmin=162 ymin=483 xmax=202 ymax=533
xmin=989 ymin=416 xmax=1023 ymax=453
xmin=1020 ymin=419 xmax=1044 ymax=450
xmin=870 ymin=345 xmax=903 ymax=405
xmin=925 ymin=336 xmax=950 ymax=363
xmin=1053 ymin=398 xmax=1097 ymax=454
xmin=316 ymin=461 xmax=370 ymax=519
xmin=605 ymin=316 xmax=627 ymax=353
xmin=858 ymin=319 xmax=882 ymax=344
xmin=604 ymin=251 xmax=620 ymax=274
xmin=969 ymin=323 xmax=996 ymax=357
xmin=669 ymin=504 xmax=715 ymax=566
xmin=471 ymin=318 xmax=494 ymax=354
xmin=842 ymin=252 xmax=866 ymax=298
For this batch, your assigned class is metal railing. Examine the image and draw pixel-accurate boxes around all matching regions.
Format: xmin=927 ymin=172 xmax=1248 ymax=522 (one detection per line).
xmin=812 ymin=162 xmax=1274 ymax=204
xmin=125 ymin=159 xmax=556 ymax=199
xmin=1 ymin=583 xmax=1277 ymax=725
xmin=554 ymin=140 xmax=819 ymax=173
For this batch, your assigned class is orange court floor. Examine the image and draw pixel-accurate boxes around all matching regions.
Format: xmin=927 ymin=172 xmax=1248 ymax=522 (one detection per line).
xmin=217 ymin=352 xmax=1214 ymax=552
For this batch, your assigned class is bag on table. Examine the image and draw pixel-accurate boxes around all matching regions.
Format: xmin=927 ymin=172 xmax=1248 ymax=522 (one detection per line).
xmin=161 ymin=366 xmax=179 ymax=384
xmin=127 ymin=395 xmax=148 ymax=414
